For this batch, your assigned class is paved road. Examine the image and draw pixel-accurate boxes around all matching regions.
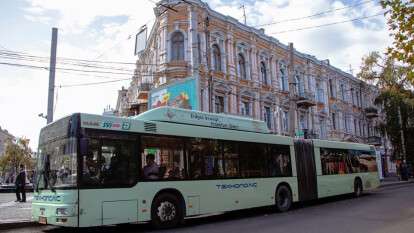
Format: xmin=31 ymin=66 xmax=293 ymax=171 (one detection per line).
xmin=0 ymin=193 xmax=33 ymax=223
xmin=4 ymin=184 xmax=414 ymax=233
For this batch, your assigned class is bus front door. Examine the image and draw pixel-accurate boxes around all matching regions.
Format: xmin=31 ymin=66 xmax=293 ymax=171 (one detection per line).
xmin=294 ymin=140 xmax=318 ymax=201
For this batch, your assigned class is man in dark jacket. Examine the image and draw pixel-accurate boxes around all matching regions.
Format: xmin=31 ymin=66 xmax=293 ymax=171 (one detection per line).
xmin=15 ymin=164 xmax=26 ymax=202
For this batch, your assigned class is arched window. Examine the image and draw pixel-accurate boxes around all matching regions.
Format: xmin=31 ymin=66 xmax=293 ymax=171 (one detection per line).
xmin=238 ymin=53 xmax=246 ymax=80
xmin=260 ymin=61 xmax=267 ymax=85
xmin=212 ymin=44 xmax=221 ymax=71
xmin=279 ymin=62 xmax=288 ymax=91
xmin=294 ymin=70 xmax=304 ymax=96
xmin=171 ymin=31 xmax=184 ymax=61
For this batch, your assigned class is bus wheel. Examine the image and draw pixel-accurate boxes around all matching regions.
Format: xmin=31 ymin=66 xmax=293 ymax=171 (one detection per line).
xmin=354 ymin=179 xmax=363 ymax=197
xmin=151 ymin=193 xmax=183 ymax=229
xmin=275 ymin=185 xmax=292 ymax=212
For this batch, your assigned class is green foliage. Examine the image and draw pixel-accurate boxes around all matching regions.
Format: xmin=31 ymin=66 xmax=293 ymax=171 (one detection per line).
xmin=358 ymin=52 xmax=414 ymax=164
xmin=0 ymin=138 xmax=35 ymax=174
xmin=381 ymin=0 xmax=414 ymax=82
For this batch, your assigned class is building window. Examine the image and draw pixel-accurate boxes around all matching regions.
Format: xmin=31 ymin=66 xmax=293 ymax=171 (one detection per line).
xmin=332 ymin=113 xmax=336 ymax=130
xmin=351 ymin=88 xmax=355 ymax=105
xmin=264 ymin=106 xmax=271 ymax=129
xmin=241 ymin=101 xmax=250 ymax=116
xmin=329 ymin=79 xmax=335 ymax=97
xmin=279 ymin=63 xmax=288 ymax=91
xmin=295 ymin=71 xmax=304 ymax=96
xmin=340 ymin=83 xmax=346 ymax=101
xmin=354 ymin=119 xmax=357 ymax=135
xmin=171 ymin=31 xmax=184 ymax=61
xmin=215 ymin=95 xmax=225 ymax=113
xmin=212 ymin=44 xmax=221 ymax=71
xmin=260 ymin=61 xmax=267 ymax=85
xmin=282 ymin=111 xmax=289 ymax=132
xmin=320 ymin=119 xmax=326 ymax=139
xmin=299 ymin=115 xmax=306 ymax=130
xmin=238 ymin=53 xmax=247 ymax=80
xmin=316 ymin=83 xmax=324 ymax=102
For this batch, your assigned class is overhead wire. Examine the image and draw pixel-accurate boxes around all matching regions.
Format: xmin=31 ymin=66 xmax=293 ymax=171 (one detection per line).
xmin=268 ymin=11 xmax=386 ymax=35
xmin=254 ymin=0 xmax=375 ymax=27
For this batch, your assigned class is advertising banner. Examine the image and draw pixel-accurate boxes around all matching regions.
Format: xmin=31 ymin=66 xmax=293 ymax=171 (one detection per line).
xmin=149 ymin=78 xmax=198 ymax=110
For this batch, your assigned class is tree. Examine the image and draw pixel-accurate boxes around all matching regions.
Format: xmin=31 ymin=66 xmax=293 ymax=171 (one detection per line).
xmin=381 ymin=0 xmax=414 ymax=82
xmin=358 ymin=52 xmax=414 ymax=166
xmin=0 ymin=138 xmax=35 ymax=183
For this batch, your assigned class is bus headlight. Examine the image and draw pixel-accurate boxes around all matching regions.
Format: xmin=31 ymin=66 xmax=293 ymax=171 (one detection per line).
xmin=56 ymin=207 xmax=71 ymax=216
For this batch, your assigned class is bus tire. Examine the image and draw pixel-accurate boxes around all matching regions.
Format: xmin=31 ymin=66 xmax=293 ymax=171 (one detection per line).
xmin=354 ymin=178 xmax=363 ymax=197
xmin=151 ymin=193 xmax=183 ymax=229
xmin=275 ymin=184 xmax=292 ymax=212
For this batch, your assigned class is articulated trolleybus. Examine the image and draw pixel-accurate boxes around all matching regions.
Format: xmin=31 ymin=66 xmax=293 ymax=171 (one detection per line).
xmin=33 ymin=107 xmax=379 ymax=228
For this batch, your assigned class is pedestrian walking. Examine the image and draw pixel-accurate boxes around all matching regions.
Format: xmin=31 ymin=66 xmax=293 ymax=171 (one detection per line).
xmin=15 ymin=164 xmax=26 ymax=202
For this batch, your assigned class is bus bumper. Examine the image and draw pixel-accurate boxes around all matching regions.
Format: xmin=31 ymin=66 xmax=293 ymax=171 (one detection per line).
xmin=32 ymin=203 xmax=78 ymax=227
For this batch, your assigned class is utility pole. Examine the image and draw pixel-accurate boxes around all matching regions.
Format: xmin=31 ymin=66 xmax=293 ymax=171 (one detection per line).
xmin=47 ymin=27 xmax=58 ymax=124
xmin=205 ymin=16 xmax=213 ymax=112
xmin=240 ymin=5 xmax=247 ymax=25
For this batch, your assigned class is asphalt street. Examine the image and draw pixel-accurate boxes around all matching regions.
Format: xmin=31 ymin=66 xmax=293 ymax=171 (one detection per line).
xmin=3 ymin=184 xmax=414 ymax=233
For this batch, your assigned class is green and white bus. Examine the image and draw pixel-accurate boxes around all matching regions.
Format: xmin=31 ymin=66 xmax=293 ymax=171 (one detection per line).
xmin=32 ymin=107 xmax=379 ymax=228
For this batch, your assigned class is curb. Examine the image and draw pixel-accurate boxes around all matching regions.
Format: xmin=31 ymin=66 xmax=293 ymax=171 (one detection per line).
xmin=0 ymin=220 xmax=39 ymax=231
xmin=379 ymin=180 xmax=414 ymax=188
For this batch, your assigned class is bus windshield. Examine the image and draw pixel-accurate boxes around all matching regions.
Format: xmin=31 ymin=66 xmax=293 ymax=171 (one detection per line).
xmin=36 ymin=137 xmax=77 ymax=190
xmin=35 ymin=115 xmax=79 ymax=190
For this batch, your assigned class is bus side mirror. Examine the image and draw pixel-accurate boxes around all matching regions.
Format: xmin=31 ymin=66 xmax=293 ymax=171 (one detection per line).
xmin=79 ymin=138 xmax=89 ymax=156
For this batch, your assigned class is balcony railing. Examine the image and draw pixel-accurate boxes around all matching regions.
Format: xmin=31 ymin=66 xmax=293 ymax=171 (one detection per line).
xmin=296 ymin=91 xmax=316 ymax=108
xmin=365 ymin=107 xmax=379 ymax=118
xmin=367 ymin=136 xmax=382 ymax=145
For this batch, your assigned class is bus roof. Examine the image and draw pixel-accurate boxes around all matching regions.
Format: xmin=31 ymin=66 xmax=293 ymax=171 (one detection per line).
xmin=133 ymin=107 xmax=270 ymax=134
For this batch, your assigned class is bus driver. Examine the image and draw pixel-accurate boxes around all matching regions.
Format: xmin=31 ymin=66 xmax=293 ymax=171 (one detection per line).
xmin=143 ymin=154 xmax=160 ymax=180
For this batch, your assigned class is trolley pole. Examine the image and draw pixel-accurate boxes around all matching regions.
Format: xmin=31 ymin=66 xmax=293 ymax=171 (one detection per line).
xmin=47 ymin=27 xmax=58 ymax=124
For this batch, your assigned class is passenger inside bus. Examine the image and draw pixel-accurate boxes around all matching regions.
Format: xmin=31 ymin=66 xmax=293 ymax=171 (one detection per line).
xmin=143 ymin=154 xmax=160 ymax=180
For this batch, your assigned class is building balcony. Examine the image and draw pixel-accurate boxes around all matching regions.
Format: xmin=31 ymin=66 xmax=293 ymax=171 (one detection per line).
xmin=365 ymin=107 xmax=379 ymax=118
xmin=296 ymin=91 xmax=316 ymax=108
xmin=367 ymin=136 xmax=382 ymax=145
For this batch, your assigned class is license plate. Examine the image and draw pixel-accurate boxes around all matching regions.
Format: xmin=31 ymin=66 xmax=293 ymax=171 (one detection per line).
xmin=39 ymin=216 xmax=47 ymax=224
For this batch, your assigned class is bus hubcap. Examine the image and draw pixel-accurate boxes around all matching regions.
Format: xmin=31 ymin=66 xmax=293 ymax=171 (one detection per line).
xmin=157 ymin=201 xmax=176 ymax=222
xmin=278 ymin=190 xmax=288 ymax=207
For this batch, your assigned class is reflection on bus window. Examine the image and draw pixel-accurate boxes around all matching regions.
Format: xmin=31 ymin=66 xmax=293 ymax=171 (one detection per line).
xmin=223 ymin=141 xmax=239 ymax=178
xmin=320 ymin=148 xmax=377 ymax=175
xmin=141 ymin=136 xmax=185 ymax=180
xmin=268 ymin=145 xmax=292 ymax=177
xmin=188 ymin=138 xmax=223 ymax=179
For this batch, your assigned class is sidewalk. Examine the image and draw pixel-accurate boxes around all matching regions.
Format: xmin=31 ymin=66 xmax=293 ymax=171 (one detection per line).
xmin=0 ymin=192 xmax=34 ymax=229
xmin=380 ymin=176 xmax=414 ymax=188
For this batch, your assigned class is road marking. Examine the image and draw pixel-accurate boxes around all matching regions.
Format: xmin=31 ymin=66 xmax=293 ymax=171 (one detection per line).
xmin=0 ymin=197 xmax=33 ymax=209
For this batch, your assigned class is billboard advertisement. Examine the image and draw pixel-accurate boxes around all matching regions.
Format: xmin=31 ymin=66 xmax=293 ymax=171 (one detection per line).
xmin=149 ymin=78 xmax=198 ymax=110
xmin=134 ymin=26 xmax=147 ymax=56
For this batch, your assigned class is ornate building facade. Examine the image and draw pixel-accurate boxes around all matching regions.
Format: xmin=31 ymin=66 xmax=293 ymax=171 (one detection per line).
xmin=116 ymin=0 xmax=386 ymax=151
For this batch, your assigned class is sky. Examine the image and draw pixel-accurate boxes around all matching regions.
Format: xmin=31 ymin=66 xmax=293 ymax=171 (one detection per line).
xmin=0 ymin=0 xmax=391 ymax=150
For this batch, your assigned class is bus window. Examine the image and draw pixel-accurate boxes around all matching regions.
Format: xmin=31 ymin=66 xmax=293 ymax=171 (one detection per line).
xmin=239 ymin=142 xmax=266 ymax=178
xmin=187 ymin=138 xmax=223 ymax=179
xmin=141 ymin=136 xmax=185 ymax=180
xmin=223 ymin=141 xmax=239 ymax=178
xmin=359 ymin=151 xmax=377 ymax=172
xmin=268 ymin=145 xmax=292 ymax=177
xmin=80 ymin=132 xmax=138 ymax=188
